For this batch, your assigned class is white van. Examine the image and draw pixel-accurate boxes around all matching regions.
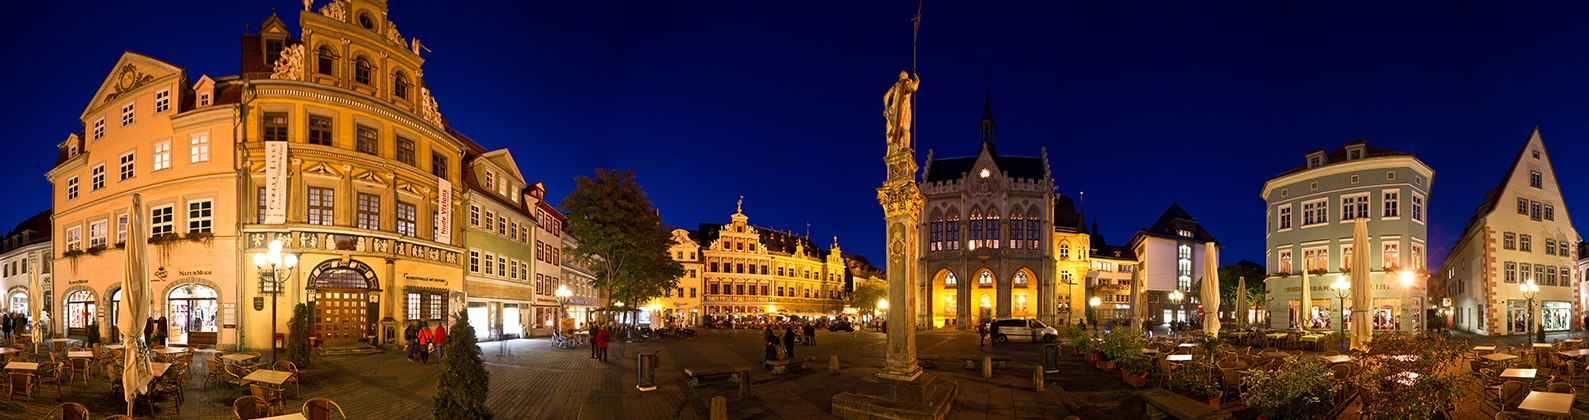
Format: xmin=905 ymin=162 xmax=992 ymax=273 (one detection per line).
xmin=988 ymin=318 xmax=1059 ymax=343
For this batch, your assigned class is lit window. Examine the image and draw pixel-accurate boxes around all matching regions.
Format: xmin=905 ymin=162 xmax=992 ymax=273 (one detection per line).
xmin=189 ymin=133 xmax=209 ymax=163
xmin=307 ymin=187 xmax=335 ymax=225
xmin=152 ymin=140 xmax=171 ymax=171
xmin=396 ymin=202 xmax=417 ymax=237
xmin=89 ymin=220 xmax=107 ymax=248
xmin=979 ymin=271 xmax=992 ymax=285
xmin=356 ymin=193 xmax=381 ymax=230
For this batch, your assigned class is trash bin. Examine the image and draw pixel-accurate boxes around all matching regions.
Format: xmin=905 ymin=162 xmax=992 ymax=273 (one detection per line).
xmin=1044 ymin=343 xmax=1059 ymax=373
xmin=637 ymin=352 xmax=658 ymax=391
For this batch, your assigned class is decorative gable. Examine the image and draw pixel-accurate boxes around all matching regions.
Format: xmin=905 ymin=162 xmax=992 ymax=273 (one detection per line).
xmin=81 ymin=52 xmax=184 ymax=121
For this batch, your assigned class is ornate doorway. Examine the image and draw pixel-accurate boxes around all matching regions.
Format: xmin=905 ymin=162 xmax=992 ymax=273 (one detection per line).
xmin=307 ymin=259 xmax=379 ymax=344
xmin=64 ymin=290 xmax=95 ymax=338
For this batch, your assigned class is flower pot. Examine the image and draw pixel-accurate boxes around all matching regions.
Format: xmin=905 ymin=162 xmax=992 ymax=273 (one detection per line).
xmin=1102 ymin=361 xmax=1116 ymax=373
xmin=1122 ymin=371 xmax=1147 ymax=388
xmin=1192 ymin=395 xmax=1221 ymax=409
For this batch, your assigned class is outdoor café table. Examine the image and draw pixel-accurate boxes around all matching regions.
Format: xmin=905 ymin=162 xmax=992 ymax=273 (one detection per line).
xmin=0 ymin=347 xmax=19 ymax=357
xmin=1567 ymin=338 xmax=1584 ymax=344
xmin=243 ymin=369 xmax=294 ymax=393
xmin=152 ymin=347 xmax=185 ymax=361
xmin=1321 ymin=355 xmax=1353 ymax=364
xmin=1533 ymin=343 xmax=1555 ymax=349
xmin=1501 ymin=368 xmax=1537 ymax=380
xmin=1519 ymin=390 xmax=1573 ymax=417
xmin=1558 ymin=349 xmax=1589 ymax=359
xmin=1177 ymin=343 xmax=1197 ymax=348
xmin=1166 ymin=354 xmax=1192 ymax=362
xmin=5 ymin=361 xmax=38 ymax=372
xmin=67 ymin=351 xmax=92 ymax=359
xmin=1482 ymin=353 xmax=1520 ymax=366
xmin=1261 ymin=352 xmax=1291 ymax=360
xmin=1473 ymin=345 xmax=1496 ymax=352
xmin=1142 ymin=349 xmax=1159 ymax=355
xmin=1265 ymin=333 xmax=1287 ymax=340
xmin=103 ymin=344 xmax=124 ymax=351
xmin=49 ymin=338 xmax=69 ymax=352
xmin=221 ymin=353 xmax=260 ymax=364
xmin=258 ymin=413 xmax=307 ymax=420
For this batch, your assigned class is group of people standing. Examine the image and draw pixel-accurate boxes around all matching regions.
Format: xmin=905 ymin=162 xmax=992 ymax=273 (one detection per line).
xmin=589 ymin=322 xmax=613 ymax=361
xmin=1 ymin=312 xmax=26 ymax=343
xmin=404 ymin=320 xmax=447 ymax=364
xmin=762 ymin=323 xmax=817 ymax=364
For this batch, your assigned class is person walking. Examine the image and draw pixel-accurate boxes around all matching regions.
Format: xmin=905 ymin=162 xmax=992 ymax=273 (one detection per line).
xmin=589 ymin=322 xmax=600 ymax=359
xmin=416 ymin=321 xmax=433 ymax=365
xmin=404 ymin=321 xmax=418 ymax=362
xmin=803 ymin=322 xmax=816 ymax=346
xmin=433 ymin=320 xmax=447 ymax=362
xmin=2 ymin=313 xmax=11 ymax=344
xmin=595 ymin=323 xmax=612 ymax=362
xmin=990 ymin=321 xmax=1000 ymax=345
xmin=782 ymin=327 xmax=796 ymax=359
xmin=763 ymin=326 xmax=778 ymax=364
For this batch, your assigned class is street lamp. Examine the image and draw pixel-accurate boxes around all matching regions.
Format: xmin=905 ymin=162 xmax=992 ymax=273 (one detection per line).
xmin=1521 ymin=279 xmax=1539 ymax=340
xmin=555 ymin=285 xmax=571 ymax=333
xmin=252 ymin=239 xmax=297 ymax=365
xmin=877 ymin=299 xmax=888 ymax=330
xmin=1089 ymin=296 xmax=1102 ymax=330
xmin=1399 ymin=270 xmax=1418 ymax=332
xmin=1331 ymin=276 xmax=1350 ymax=348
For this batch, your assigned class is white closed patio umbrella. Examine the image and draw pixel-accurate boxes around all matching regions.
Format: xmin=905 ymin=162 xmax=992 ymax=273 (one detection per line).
xmin=121 ymin=194 xmax=154 ymax=415
xmin=1235 ymin=275 xmax=1247 ymax=329
xmin=1129 ymin=266 xmax=1144 ymax=332
xmin=1300 ymin=265 xmax=1311 ymax=332
xmin=1201 ymin=242 xmax=1220 ymax=337
xmin=1350 ymin=218 xmax=1372 ymax=351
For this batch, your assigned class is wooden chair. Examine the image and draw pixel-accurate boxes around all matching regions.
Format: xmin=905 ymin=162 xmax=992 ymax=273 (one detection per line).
xmin=204 ymin=357 xmax=228 ymax=389
xmin=233 ymin=396 xmax=271 ymax=420
xmin=1219 ymin=367 xmax=1245 ymax=399
xmin=153 ymin=367 xmax=186 ymax=414
xmin=68 ymin=356 xmax=92 ymax=386
xmin=37 ymin=361 xmax=64 ymax=396
xmin=250 ymin=384 xmax=285 ymax=415
xmin=224 ymin=363 xmax=252 ymax=396
xmin=1499 ymin=380 xmax=1529 ymax=413
xmin=1546 ymin=382 xmax=1573 ymax=394
xmin=272 ymin=360 xmax=302 ymax=397
xmin=100 ymin=415 xmax=134 ymax=420
xmin=1324 ymin=350 xmax=1341 ymax=357
xmin=6 ymin=371 xmax=33 ymax=400
xmin=303 ymin=397 xmax=347 ymax=420
xmin=51 ymin=402 xmax=90 ymax=420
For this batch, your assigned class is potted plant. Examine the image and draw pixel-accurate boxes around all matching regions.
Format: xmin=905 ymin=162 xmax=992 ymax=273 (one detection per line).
xmin=1064 ymin=324 xmax=1088 ymax=356
xmin=1171 ymin=374 xmax=1223 ymax=408
xmin=1242 ymin=358 xmax=1339 ymax=419
xmin=1351 ymin=332 xmax=1474 ymax=420
xmin=1071 ymin=327 xmax=1097 ymax=362
xmin=1100 ymin=328 xmax=1143 ymax=373
xmin=1119 ymin=356 xmax=1150 ymax=388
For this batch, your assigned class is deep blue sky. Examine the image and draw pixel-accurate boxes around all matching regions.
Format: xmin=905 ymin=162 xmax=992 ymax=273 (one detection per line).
xmin=5 ymin=1 xmax=1589 ymax=270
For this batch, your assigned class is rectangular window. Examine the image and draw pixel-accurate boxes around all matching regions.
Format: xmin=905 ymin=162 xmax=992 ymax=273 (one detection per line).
xmin=395 ymin=136 xmax=415 ymax=165
xmin=356 ymin=193 xmax=381 ymax=230
xmin=1411 ymin=244 xmax=1423 ymax=270
xmin=154 ymin=89 xmax=169 ymax=113
xmin=307 ymin=187 xmax=335 ymax=225
xmin=152 ymin=140 xmax=171 ymax=171
xmin=1535 ymin=265 xmax=1545 ymax=285
xmin=431 ymin=152 xmax=449 ymax=179
xmin=1382 ymin=191 xmax=1399 ymax=218
xmin=1560 ymin=242 xmax=1569 ymax=257
xmin=117 ymin=214 xmax=128 ymax=244
xmin=497 ymin=256 xmax=506 ymax=278
xmin=119 ymin=152 xmax=135 ymax=181
xmin=1504 ymin=232 xmax=1516 ymax=250
xmin=1341 ymin=194 xmax=1368 ymax=220
xmin=485 ymin=253 xmax=496 ymax=276
xmin=690 ymin=288 xmax=697 ymax=298
xmin=263 ymin=112 xmax=288 ymax=141
xmin=151 ymin=205 xmax=173 ymax=235
xmin=468 ymin=205 xmax=480 ymax=227
xmin=1411 ymin=195 xmax=1423 ymax=222
xmin=92 ymin=119 xmax=104 ymax=140
xmin=1531 ymin=171 xmax=1542 ymax=188
xmin=301 ymin=116 xmax=332 ymax=146
xmin=1545 ymin=205 xmax=1554 ymax=221
xmin=1520 ymin=235 xmax=1531 ymax=252
xmin=189 ymin=133 xmax=210 ymax=163
xmin=497 ymin=216 xmax=506 ymax=236
xmin=469 ymin=250 xmax=480 ymax=273
xmin=1302 ymin=199 xmax=1328 ymax=226
xmin=1382 ymin=242 xmax=1399 ymax=269
xmin=1547 ymin=266 xmax=1557 ymax=286
xmin=187 ymin=199 xmax=213 ymax=233
xmin=356 ymin=125 xmax=379 ymax=155
xmin=1531 ymin=201 xmax=1542 ymax=221
xmin=66 ymin=177 xmax=77 ymax=200
xmin=199 ymin=93 xmax=209 ymax=106
xmin=120 ymin=101 xmax=135 ymax=126
xmin=1547 ymin=239 xmax=1557 ymax=256
xmin=1278 ymin=206 xmax=1291 ymax=230
xmin=484 ymin=171 xmax=494 ymax=190
xmin=1520 ymin=263 xmax=1532 ymax=283
xmin=65 ymin=226 xmax=81 ymax=251
xmin=1341 ymin=246 xmax=1353 ymax=271
xmin=396 ymin=202 xmax=417 ymax=237
xmin=89 ymin=221 xmax=107 ymax=248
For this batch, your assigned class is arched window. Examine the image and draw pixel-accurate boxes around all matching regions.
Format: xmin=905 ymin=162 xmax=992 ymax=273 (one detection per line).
xmin=929 ymin=214 xmax=943 ymax=251
xmin=968 ymin=208 xmax=983 ymax=249
xmin=316 ymin=46 xmax=336 ymax=76
xmin=945 ymin=211 xmax=961 ymax=250
xmin=1026 ymin=207 xmax=1041 ymax=249
xmin=1009 ymin=209 xmax=1025 ymax=249
xmin=65 ymin=290 xmax=95 ymax=329
xmin=944 ymin=272 xmax=957 ymax=286
xmin=978 ymin=271 xmax=993 ymax=286
xmin=393 ymin=71 xmax=411 ymax=100
xmin=354 ymin=56 xmax=374 ymax=85
xmin=8 ymin=291 xmax=25 ymax=314
xmin=986 ymin=207 xmax=1001 ymax=249
xmin=1059 ymin=242 xmax=1070 ymax=259
xmin=168 ymin=284 xmax=219 ymax=343
xmin=1014 ymin=271 xmax=1028 ymax=286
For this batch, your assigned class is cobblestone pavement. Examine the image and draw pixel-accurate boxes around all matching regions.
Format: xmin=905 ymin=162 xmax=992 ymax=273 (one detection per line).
xmin=0 ymin=329 xmax=1099 ymax=419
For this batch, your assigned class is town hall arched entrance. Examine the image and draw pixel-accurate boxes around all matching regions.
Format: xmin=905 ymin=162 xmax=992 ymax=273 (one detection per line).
xmin=307 ymin=260 xmax=380 ymax=344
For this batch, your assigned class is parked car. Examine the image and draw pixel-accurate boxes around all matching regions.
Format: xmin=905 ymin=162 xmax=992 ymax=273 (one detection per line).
xmin=828 ymin=322 xmax=855 ymax=332
xmin=987 ymin=318 xmax=1059 ymax=343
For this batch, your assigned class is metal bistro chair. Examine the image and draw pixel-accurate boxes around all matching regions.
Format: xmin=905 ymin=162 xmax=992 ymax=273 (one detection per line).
xmin=37 ymin=361 xmax=64 ymax=396
xmin=250 ymin=384 xmax=286 ymax=415
xmin=68 ymin=355 xmax=92 ymax=387
xmin=233 ymin=395 xmax=271 ymax=420
xmin=50 ymin=402 xmax=90 ymax=420
xmin=272 ymin=360 xmax=302 ymax=397
xmin=303 ymin=397 xmax=348 ymax=420
xmin=224 ymin=363 xmax=253 ymax=396
xmin=6 ymin=371 xmax=34 ymax=401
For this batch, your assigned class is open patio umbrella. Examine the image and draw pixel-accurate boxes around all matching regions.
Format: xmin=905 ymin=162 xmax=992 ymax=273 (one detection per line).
xmin=1201 ymin=242 xmax=1220 ymax=337
xmin=1300 ymin=265 xmax=1311 ymax=332
xmin=1129 ymin=265 xmax=1144 ymax=332
xmin=1350 ymin=218 xmax=1372 ymax=351
xmin=121 ymin=194 xmax=154 ymax=415
xmin=1235 ymin=275 xmax=1248 ymax=329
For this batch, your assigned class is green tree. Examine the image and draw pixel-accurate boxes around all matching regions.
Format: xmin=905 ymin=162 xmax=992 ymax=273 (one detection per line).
xmin=848 ymin=276 xmax=886 ymax=313
xmin=559 ymin=169 xmax=685 ymax=314
xmin=1217 ymin=263 xmax=1267 ymax=303
xmin=287 ymin=303 xmax=310 ymax=368
xmin=432 ymin=310 xmax=491 ymax=420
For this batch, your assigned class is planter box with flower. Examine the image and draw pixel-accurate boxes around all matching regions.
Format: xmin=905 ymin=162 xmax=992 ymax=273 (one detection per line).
xmin=1242 ymin=358 xmax=1339 ymax=420
xmin=1068 ymin=325 xmax=1098 ymax=363
xmin=1350 ymin=332 xmax=1474 ymax=420
xmin=1170 ymin=374 xmax=1222 ymax=408
xmin=1064 ymin=325 xmax=1089 ymax=357
xmin=1100 ymin=328 xmax=1142 ymax=374
xmin=1119 ymin=356 xmax=1150 ymax=388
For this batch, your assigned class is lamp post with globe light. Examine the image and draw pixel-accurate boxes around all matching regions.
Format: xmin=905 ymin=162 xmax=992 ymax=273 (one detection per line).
xmin=1521 ymin=279 xmax=1539 ymax=339
xmin=1331 ymin=276 xmax=1350 ymax=350
xmin=1399 ymin=270 xmax=1421 ymax=332
xmin=877 ymin=298 xmax=888 ymax=330
xmin=1089 ymin=296 xmax=1102 ymax=336
xmin=252 ymin=239 xmax=297 ymax=365
xmin=555 ymin=285 xmax=572 ymax=334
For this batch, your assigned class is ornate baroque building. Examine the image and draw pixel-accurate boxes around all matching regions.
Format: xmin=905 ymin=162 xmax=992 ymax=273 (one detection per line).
xmin=918 ymin=99 xmax=1056 ymax=329
xmin=695 ymin=200 xmax=849 ymax=321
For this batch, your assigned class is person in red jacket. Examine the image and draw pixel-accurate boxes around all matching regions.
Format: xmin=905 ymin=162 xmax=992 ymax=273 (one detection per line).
xmin=433 ymin=320 xmax=447 ymax=363
xmin=416 ymin=321 xmax=434 ymax=364
xmin=595 ymin=322 xmax=612 ymax=362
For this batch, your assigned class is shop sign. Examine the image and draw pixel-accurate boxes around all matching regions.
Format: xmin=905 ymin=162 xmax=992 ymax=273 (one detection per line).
xmin=152 ymin=267 xmax=168 ymax=282
xmin=436 ymin=178 xmax=453 ymax=244
xmin=68 ymin=279 xmax=88 ymax=285
xmin=254 ymin=297 xmax=265 ymax=311
xmin=178 ymin=268 xmax=213 ymax=277
xmin=263 ymin=141 xmax=289 ymax=224
xmin=403 ymin=273 xmax=447 ymax=284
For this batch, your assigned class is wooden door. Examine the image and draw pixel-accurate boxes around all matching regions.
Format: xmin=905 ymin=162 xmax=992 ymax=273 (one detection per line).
xmin=315 ymin=289 xmax=368 ymax=344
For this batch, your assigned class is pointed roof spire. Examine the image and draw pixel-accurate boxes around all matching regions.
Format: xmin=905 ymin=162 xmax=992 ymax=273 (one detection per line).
xmin=1091 ymin=217 xmax=1099 ymax=236
xmin=982 ymin=76 xmax=994 ymax=122
xmin=979 ymin=75 xmax=997 ymax=155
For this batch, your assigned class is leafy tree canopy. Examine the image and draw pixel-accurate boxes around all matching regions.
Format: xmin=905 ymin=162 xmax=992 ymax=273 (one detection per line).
xmin=559 ymin=169 xmax=685 ymax=308
xmin=848 ymin=276 xmax=886 ymax=312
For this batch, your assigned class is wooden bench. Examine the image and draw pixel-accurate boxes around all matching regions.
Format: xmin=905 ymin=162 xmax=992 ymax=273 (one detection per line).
xmin=766 ymin=357 xmax=812 ymax=375
xmin=961 ymin=356 xmax=1012 ymax=370
xmin=684 ymin=365 xmax=751 ymax=387
xmin=917 ymin=355 xmax=941 ymax=369
xmin=1136 ymin=388 xmax=1230 ymax=419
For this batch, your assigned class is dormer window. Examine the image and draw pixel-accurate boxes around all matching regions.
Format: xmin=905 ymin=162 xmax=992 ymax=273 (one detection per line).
xmin=1348 ymin=149 xmax=1361 ymax=160
xmin=199 ymin=93 xmax=210 ymax=107
xmin=1177 ymin=229 xmax=1193 ymax=237
xmin=265 ymin=40 xmax=284 ymax=62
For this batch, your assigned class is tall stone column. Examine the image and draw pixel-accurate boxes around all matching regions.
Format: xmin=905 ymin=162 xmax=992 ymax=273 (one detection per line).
xmin=875 ymin=70 xmax=923 ymax=383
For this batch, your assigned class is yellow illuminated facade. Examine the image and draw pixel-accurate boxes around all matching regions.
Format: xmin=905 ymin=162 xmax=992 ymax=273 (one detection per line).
xmin=697 ymin=201 xmax=848 ymax=322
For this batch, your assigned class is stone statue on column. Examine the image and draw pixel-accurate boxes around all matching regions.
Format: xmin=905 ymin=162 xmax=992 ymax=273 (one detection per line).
xmin=883 ymin=71 xmax=920 ymax=152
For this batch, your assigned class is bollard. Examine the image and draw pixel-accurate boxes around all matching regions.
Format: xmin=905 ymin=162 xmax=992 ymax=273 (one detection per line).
xmin=829 ymin=355 xmax=840 ymax=375
xmin=737 ymin=371 xmax=752 ymax=399
xmin=1033 ymin=366 xmax=1044 ymax=391
xmin=982 ymin=356 xmax=993 ymax=379
xmin=710 ymin=396 xmax=728 ymax=420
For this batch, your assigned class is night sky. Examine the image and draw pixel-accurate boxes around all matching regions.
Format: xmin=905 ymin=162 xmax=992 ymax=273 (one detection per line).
xmin=5 ymin=1 xmax=1589 ymax=270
